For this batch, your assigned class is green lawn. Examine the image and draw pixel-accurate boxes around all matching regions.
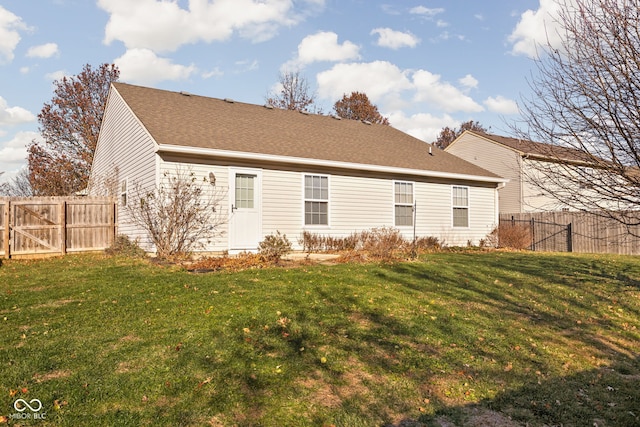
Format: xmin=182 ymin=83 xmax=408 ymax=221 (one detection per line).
xmin=0 ymin=251 xmax=638 ymax=426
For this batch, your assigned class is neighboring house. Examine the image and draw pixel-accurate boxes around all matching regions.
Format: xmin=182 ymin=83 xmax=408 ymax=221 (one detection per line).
xmin=90 ymin=83 xmax=506 ymax=253
xmin=445 ymin=130 xmax=594 ymax=213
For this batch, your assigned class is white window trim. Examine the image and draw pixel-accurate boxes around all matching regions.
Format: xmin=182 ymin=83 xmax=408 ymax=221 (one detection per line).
xmin=120 ymin=178 xmax=128 ymax=207
xmin=393 ymin=180 xmax=414 ymax=228
xmin=302 ymin=173 xmax=330 ymax=228
xmin=452 ymin=185 xmax=470 ymax=228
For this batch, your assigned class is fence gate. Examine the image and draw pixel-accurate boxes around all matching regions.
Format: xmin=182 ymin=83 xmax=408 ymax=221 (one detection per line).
xmin=501 ymin=215 xmax=573 ymax=252
xmin=0 ymin=197 xmax=117 ymax=259
xmin=11 ymin=200 xmax=63 ymax=256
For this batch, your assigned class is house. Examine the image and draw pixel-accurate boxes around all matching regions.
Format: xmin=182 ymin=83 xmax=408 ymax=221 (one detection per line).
xmin=90 ymin=83 xmax=507 ymax=253
xmin=445 ymin=130 xmax=595 ymax=213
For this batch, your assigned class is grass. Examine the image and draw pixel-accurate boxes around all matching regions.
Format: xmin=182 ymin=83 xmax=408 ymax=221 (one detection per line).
xmin=0 ymin=251 xmax=638 ymax=426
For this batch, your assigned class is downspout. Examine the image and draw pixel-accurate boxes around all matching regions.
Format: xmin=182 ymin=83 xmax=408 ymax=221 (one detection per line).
xmin=520 ymin=154 xmax=528 ymax=213
xmin=495 ymin=182 xmax=506 ymax=225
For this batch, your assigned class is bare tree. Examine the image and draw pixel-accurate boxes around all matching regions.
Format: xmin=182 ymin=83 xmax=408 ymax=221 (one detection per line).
xmin=266 ymin=71 xmax=318 ymax=112
xmin=515 ymin=0 xmax=640 ymax=232
xmin=126 ymin=168 xmax=226 ymax=259
xmin=0 ymin=168 xmax=33 ymax=197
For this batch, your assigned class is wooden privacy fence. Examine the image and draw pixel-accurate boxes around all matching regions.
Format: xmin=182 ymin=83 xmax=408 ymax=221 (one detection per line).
xmin=0 ymin=197 xmax=117 ymax=259
xmin=500 ymin=211 xmax=640 ymax=255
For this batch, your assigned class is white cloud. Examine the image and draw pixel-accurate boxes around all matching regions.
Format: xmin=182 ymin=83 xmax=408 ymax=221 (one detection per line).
xmin=0 ymin=131 xmax=37 ymax=175
xmin=0 ymin=96 xmax=36 ymax=126
xmin=459 ymin=74 xmax=478 ymax=89
xmin=114 ymin=48 xmax=196 ymax=84
xmin=371 ymin=28 xmax=419 ymax=49
xmin=26 ymin=42 xmax=59 ymax=58
xmin=484 ymin=95 xmax=519 ymax=114
xmin=0 ymin=6 xmax=28 ymax=63
xmin=45 ymin=70 xmax=68 ymax=82
xmin=316 ymin=61 xmax=412 ymax=102
xmin=98 ymin=0 xmax=319 ymax=53
xmin=412 ymin=70 xmax=483 ymax=113
xmin=386 ymin=111 xmax=457 ymax=142
xmin=283 ymin=31 xmax=360 ymax=70
xmin=509 ymin=0 xmax=566 ymax=58
xmin=316 ymin=61 xmax=484 ymax=116
xmin=202 ymin=67 xmax=224 ymax=79
xmin=409 ymin=6 xmax=444 ymax=18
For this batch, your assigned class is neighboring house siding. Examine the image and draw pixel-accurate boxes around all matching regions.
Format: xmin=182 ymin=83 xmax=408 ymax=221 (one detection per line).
xmin=89 ymin=89 xmax=157 ymax=247
xmin=446 ymin=133 xmax=522 ymax=213
xmin=521 ymin=159 xmax=571 ymax=212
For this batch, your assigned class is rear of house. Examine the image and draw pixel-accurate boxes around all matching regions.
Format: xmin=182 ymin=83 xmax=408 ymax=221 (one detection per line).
xmin=90 ymin=83 xmax=506 ymax=253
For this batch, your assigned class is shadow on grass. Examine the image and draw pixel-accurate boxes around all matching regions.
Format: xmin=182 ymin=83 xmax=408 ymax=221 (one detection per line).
xmin=414 ymin=354 xmax=640 ymax=427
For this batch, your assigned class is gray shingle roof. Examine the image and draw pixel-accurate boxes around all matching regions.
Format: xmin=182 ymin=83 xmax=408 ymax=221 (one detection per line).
xmin=113 ymin=83 xmax=502 ymax=180
xmin=468 ymin=131 xmax=596 ymax=164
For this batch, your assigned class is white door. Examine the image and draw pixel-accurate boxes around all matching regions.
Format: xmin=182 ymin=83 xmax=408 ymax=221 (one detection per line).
xmin=229 ymin=168 xmax=262 ymax=251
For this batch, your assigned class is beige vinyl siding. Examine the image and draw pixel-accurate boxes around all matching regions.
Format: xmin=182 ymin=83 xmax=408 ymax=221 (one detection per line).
xmin=157 ymin=161 xmax=231 ymax=252
xmin=260 ymin=171 xmax=498 ymax=249
xmin=89 ymin=88 xmax=157 ymax=247
xmin=521 ymin=159 xmax=573 ymax=212
xmin=446 ymin=133 xmax=522 ymax=213
xmin=262 ymin=169 xmax=302 ymax=242
xmin=414 ymin=182 xmax=496 ymax=246
xmin=330 ymin=174 xmax=392 ymax=233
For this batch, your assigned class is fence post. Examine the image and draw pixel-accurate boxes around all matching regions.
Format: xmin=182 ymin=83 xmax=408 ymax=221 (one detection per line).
xmin=61 ymin=201 xmax=67 ymax=255
xmin=2 ymin=201 xmax=9 ymax=259
xmin=567 ymin=222 xmax=573 ymax=252
xmin=530 ymin=218 xmax=536 ymax=251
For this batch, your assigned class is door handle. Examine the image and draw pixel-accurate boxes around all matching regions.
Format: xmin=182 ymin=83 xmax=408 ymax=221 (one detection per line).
xmin=231 ymin=204 xmax=237 ymax=213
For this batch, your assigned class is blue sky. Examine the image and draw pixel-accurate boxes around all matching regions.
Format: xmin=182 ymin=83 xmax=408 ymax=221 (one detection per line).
xmin=0 ymin=0 xmax=559 ymax=182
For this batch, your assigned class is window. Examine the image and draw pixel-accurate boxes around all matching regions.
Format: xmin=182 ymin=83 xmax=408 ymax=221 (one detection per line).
xmin=120 ymin=179 xmax=127 ymax=207
xmin=235 ymin=174 xmax=255 ymax=209
xmin=304 ymin=174 xmax=328 ymax=225
xmin=394 ymin=181 xmax=414 ymax=226
xmin=452 ymin=186 xmax=469 ymax=227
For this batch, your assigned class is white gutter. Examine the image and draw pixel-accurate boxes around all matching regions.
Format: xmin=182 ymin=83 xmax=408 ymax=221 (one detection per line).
xmin=157 ymin=144 xmax=508 ymax=184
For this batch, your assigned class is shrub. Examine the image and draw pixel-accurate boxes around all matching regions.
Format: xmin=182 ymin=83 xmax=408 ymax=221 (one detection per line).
xmin=126 ymin=168 xmax=226 ymax=260
xmin=487 ymin=223 xmax=532 ymax=250
xmin=360 ymin=226 xmax=407 ymax=261
xmin=299 ymin=231 xmax=358 ymax=253
xmin=189 ymin=252 xmax=266 ymax=272
xmin=259 ymin=231 xmax=292 ymax=264
xmin=105 ymin=234 xmax=146 ymax=258
xmin=413 ymin=236 xmax=441 ymax=252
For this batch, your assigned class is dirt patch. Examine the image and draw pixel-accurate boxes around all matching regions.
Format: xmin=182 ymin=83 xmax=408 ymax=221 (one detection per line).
xmin=33 ymin=370 xmax=72 ymax=383
xmin=32 ymin=299 xmax=80 ymax=310
xmin=435 ymin=407 xmax=523 ymax=427
xmin=297 ymin=373 xmax=342 ymax=409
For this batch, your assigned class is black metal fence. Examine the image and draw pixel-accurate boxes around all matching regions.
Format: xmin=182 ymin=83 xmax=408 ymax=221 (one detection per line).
xmin=501 ymin=216 xmax=572 ymax=252
xmin=500 ymin=212 xmax=640 ymax=255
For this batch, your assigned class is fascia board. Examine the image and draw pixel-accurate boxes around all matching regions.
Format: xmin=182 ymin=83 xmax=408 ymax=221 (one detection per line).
xmin=156 ymin=144 xmax=508 ymax=184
